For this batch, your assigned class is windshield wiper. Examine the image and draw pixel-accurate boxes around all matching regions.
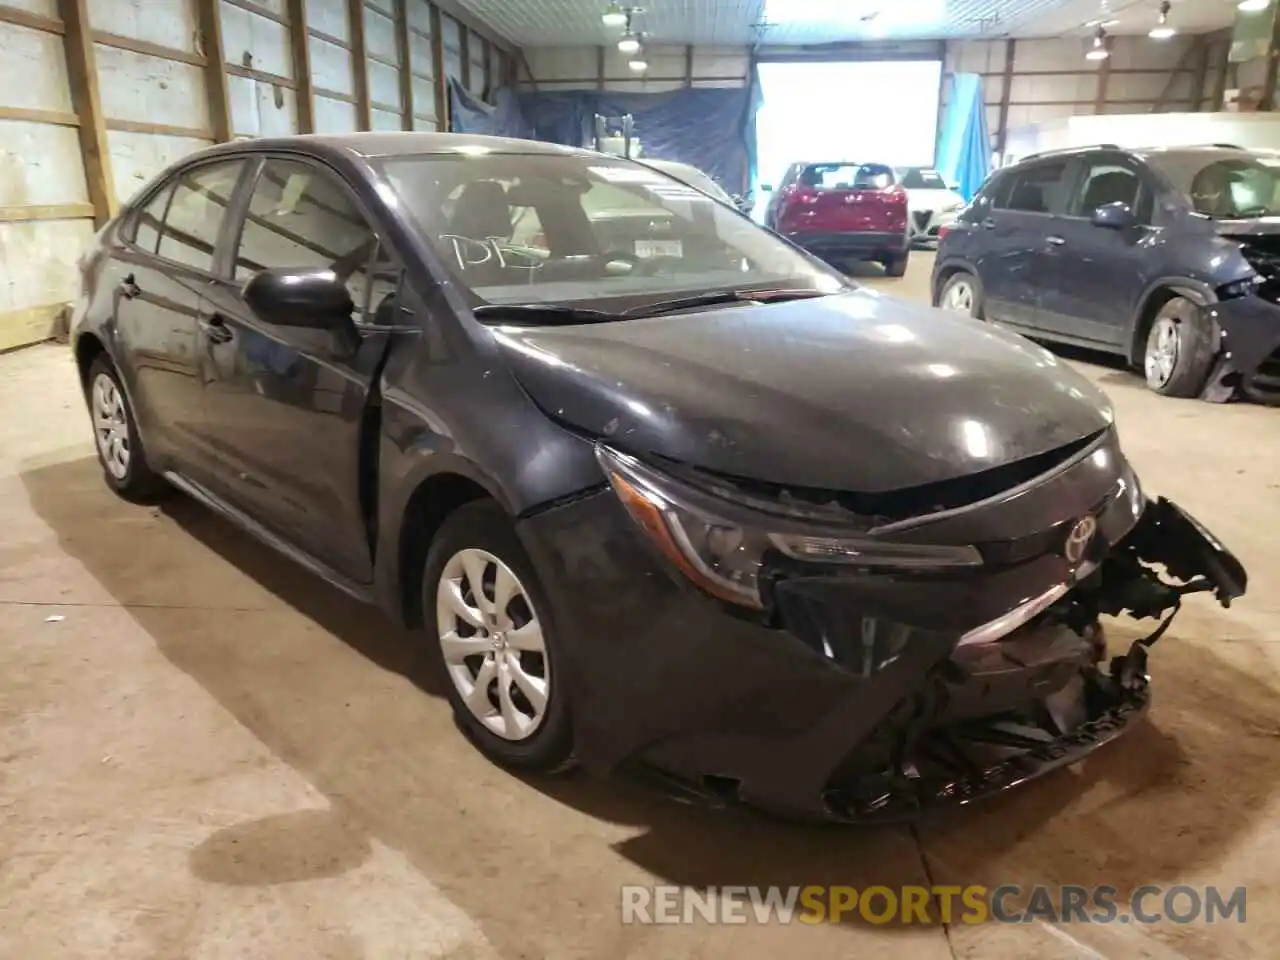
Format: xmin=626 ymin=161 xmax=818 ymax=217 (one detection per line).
xmin=472 ymin=303 xmax=625 ymax=325
xmin=622 ymin=288 xmax=834 ymax=319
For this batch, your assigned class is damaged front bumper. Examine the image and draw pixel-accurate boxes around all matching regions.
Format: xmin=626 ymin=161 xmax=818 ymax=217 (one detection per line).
xmin=517 ymin=440 xmax=1247 ymax=823
xmin=1200 ymin=295 xmax=1280 ymax=403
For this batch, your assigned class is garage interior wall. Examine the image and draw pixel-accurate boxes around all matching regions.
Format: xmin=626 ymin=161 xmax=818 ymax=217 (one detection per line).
xmin=0 ymin=0 xmax=513 ymax=353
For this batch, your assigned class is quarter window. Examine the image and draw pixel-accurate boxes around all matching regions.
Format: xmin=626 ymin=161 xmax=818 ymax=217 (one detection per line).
xmin=997 ymin=160 xmax=1070 ymax=214
xmin=132 ymin=184 xmax=174 ymax=253
xmin=234 ymin=159 xmax=382 ymax=319
xmin=155 ymin=161 xmax=244 ymax=272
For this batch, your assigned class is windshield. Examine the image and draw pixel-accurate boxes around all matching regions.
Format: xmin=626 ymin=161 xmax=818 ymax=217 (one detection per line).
xmin=1149 ymin=153 xmax=1280 ymax=219
xmin=379 ymin=152 xmax=845 ymax=312
xmin=899 ymin=168 xmax=949 ymax=190
xmin=644 ymin=161 xmax=736 ymax=205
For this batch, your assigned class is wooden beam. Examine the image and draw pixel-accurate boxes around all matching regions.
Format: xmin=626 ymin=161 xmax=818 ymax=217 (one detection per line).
xmin=225 ymin=63 xmax=296 ymax=88
xmin=684 ymin=44 xmax=694 ymax=87
xmin=482 ymin=37 xmax=492 ymax=98
xmin=309 ymin=26 xmax=349 ymax=49
xmin=596 ymin=45 xmax=605 ymax=90
xmin=105 ymin=118 xmax=212 ymax=138
xmin=285 ymin=0 xmax=315 ymax=131
xmin=1093 ymin=35 xmax=1113 ymax=114
xmin=1264 ymin=9 xmax=1280 ymax=111
xmin=57 ymin=0 xmax=114 ymax=227
xmin=348 ymin=0 xmax=372 ymax=129
xmin=0 ymin=202 xmax=95 ymax=222
xmin=0 ymin=106 xmax=79 ymax=126
xmin=0 ymin=304 xmax=65 ymax=354
xmin=314 ymin=86 xmax=356 ymax=104
xmin=429 ymin=3 xmax=447 ymax=130
xmin=1211 ymin=38 xmax=1230 ymax=111
xmin=92 ymin=30 xmax=205 ymax=66
xmin=1152 ymin=39 xmax=1199 ymax=112
xmin=995 ymin=39 xmax=1016 ymax=156
xmin=430 ymin=0 xmax=511 ymax=54
xmin=395 ymin=0 xmax=413 ymax=129
xmin=0 ymin=3 xmax=63 ymax=33
xmin=459 ymin=22 xmax=471 ymax=89
xmin=223 ymin=0 xmax=288 ymax=26
xmin=196 ymin=0 xmax=232 ymax=142
xmin=1190 ymin=36 xmax=1210 ymax=112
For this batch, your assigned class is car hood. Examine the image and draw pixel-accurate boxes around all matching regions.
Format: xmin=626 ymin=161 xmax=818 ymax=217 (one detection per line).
xmin=491 ymin=289 xmax=1115 ymax=493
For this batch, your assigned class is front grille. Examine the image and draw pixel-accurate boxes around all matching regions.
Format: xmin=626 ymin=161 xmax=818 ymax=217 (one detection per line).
xmin=913 ymin=210 xmax=932 ymax=231
xmin=1250 ymin=347 xmax=1280 ymax=397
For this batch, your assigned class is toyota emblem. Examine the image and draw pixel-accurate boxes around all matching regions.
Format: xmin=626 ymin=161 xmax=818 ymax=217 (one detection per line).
xmin=1063 ymin=515 xmax=1098 ymax=565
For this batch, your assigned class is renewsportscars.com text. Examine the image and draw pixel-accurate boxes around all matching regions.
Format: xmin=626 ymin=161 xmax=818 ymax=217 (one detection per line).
xmin=620 ymin=884 xmax=1247 ymax=926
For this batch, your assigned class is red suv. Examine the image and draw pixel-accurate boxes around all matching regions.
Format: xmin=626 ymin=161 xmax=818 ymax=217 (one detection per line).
xmin=762 ymin=162 xmax=911 ymax=276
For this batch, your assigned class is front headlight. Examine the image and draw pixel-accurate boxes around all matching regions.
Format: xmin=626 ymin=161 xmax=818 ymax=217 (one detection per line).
xmin=595 ymin=445 xmax=983 ymax=610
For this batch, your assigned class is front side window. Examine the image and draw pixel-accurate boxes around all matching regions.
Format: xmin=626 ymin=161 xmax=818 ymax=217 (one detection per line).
xmin=1071 ymin=161 xmax=1145 ymax=220
xmin=379 ymin=152 xmax=844 ymax=312
xmin=997 ymin=160 xmax=1070 ymax=214
xmin=234 ymin=159 xmax=383 ymax=319
xmin=156 ymin=161 xmax=244 ymax=272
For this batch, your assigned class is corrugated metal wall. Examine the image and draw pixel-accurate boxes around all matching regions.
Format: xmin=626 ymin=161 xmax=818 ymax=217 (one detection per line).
xmin=0 ymin=0 xmax=510 ymax=351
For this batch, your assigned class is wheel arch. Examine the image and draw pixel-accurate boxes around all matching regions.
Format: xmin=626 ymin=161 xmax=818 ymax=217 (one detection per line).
xmin=1127 ymin=278 xmax=1217 ymax=367
xmin=73 ymin=332 xmax=108 ymax=391
xmin=931 ymin=259 xmax=980 ymax=306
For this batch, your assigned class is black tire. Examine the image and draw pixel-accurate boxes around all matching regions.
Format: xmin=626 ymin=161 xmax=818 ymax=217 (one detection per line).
xmin=85 ymin=355 xmax=169 ymax=502
xmin=1142 ymin=296 xmax=1216 ymax=399
xmin=422 ymin=500 xmax=575 ymax=774
xmin=938 ymin=271 xmax=985 ymax=320
xmin=882 ymin=250 xmax=910 ymax=278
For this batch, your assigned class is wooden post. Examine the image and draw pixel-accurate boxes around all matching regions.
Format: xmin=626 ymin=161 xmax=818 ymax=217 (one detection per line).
xmin=286 ymin=0 xmax=315 ymax=132
xmin=1190 ymin=36 xmax=1210 ymax=112
xmin=1093 ymin=35 xmax=1113 ymax=114
xmin=684 ymin=44 xmax=694 ymax=87
xmin=994 ymin=39 xmax=1015 ymax=157
xmin=195 ymin=0 xmax=232 ymax=143
xmin=1263 ymin=10 xmax=1280 ymax=110
xmin=482 ymin=37 xmax=492 ymax=99
xmin=348 ymin=0 xmax=372 ymax=129
xmin=57 ymin=0 xmax=115 ymax=225
xmin=459 ymin=22 xmax=471 ymax=90
xmin=1211 ymin=39 xmax=1230 ymax=110
xmin=596 ymin=45 xmax=605 ymax=90
xmin=395 ymin=0 xmax=413 ymax=128
xmin=429 ymin=3 xmax=448 ymax=130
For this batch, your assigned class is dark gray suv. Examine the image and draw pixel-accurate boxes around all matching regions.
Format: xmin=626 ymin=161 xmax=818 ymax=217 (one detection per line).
xmin=931 ymin=145 xmax=1280 ymax=402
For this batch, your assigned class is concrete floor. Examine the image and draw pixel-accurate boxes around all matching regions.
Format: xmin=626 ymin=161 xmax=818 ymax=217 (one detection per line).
xmin=3 ymin=251 xmax=1280 ymax=959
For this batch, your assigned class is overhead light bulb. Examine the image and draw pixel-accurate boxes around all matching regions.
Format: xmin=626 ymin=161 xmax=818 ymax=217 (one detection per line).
xmin=602 ymin=3 xmax=627 ymax=27
xmin=618 ymin=34 xmax=641 ymax=55
xmin=1239 ymin=0 xmax=1270 ymax=12
xmin=1086 ymin=29 xmax=1109 ymax=61
xmin=628 ymin=56 xmax=648 ymax=72
xmin=1150 ymin=1 xmax=1175 ymax=38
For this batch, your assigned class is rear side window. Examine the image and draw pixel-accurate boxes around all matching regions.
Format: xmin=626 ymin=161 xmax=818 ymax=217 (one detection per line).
xmin=155 ymin=161 xmax=244 ymax=272
xmin=996 ymin=160 xmax=1071 ymax=214
xmin=800 ymin=163 xmax=895 ymax=190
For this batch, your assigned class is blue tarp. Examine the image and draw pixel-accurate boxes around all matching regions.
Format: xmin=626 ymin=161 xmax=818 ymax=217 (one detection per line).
xmin=448 ymin=79 xmax=531 ymax=139
xmin=934 ymin=73 xmax=992 ymax=201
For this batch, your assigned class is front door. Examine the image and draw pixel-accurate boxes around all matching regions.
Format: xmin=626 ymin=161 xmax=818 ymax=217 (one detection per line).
xmin=199 ymin=157 xmax=401 ymax=582
xmin=1035 ymin=154 xmax=1158 ymax=348
xmin=975 ymin=157 xmax=1075 ymax=332
xmin=109 ymin=159 xmax=247 ymax=471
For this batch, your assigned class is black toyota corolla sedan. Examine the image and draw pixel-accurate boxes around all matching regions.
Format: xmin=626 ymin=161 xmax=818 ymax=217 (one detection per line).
xmin=71 ymin=133 xmax=1247 ymax=821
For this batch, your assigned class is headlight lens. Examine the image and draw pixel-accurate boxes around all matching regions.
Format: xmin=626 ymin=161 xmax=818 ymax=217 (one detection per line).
xmin=595 ymin=445 xmax=983 ymax=609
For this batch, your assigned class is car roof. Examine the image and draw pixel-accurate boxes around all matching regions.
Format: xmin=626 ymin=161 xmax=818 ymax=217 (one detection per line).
xmin=1016 ymin=144 xmax=1270 ymax=166
xmin=200 ymin=132 xmax=600 ymax=161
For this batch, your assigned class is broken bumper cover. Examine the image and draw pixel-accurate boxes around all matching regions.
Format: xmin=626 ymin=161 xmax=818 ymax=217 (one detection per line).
xmin=517 ymin=463 xmax=1246 ymax=823
xmin=1201 ymin=295 xmax=1280 ymax=403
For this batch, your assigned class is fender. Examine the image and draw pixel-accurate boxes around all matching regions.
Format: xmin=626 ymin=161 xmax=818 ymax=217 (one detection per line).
xmin=1126 ymin=276 xmax=1218 ymax=366
xmin=930 ymin=256 xmax=982 ymax=305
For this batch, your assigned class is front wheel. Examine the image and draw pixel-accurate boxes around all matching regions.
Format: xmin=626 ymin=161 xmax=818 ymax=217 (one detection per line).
xmin=423 ymin=500 xmax=575 ymax=773
xmin=1143 ymin=296 xmax=1215 ymax=398
xmin=938 ymin=271 xmax=985 ymax=319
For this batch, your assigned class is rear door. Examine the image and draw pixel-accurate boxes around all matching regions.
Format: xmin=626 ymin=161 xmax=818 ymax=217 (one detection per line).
xmin=1035 ymin=153 xmax=1159 ymax=347
xmin=198 ymin=156 xmax=401 ymax=581
xmin=774 ymin=163 xmax=905 ymax=235
xmin=109 ymin=159 xmax=247 ymax=472
xmin=974 ymin=157 xmax=1074 ymax=330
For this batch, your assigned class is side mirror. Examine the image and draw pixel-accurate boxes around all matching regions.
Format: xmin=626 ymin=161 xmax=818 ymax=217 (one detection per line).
xmin=242 ymin=266 xmax=354 ymax=329
xmin=1091 ymin=202 xmax=1137 ymax=230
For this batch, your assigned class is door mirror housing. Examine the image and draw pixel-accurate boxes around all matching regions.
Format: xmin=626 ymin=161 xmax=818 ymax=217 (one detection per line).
xmin=1091 ymin=201 xmax=1137 ymax=230
xmin=242 ymin=267 xmax=354 ymax=329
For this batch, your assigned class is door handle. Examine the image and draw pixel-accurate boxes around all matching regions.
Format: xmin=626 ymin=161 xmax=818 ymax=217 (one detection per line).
xmin=1046 ymin=235 xmax=1066 ymax=246
xmin=199 ymin=313 xmax=234 ymax=344
xmin=981 ymin=218 xmax=997 ymax=229
xmin=118 ymin=273 xmax=140 ymax=299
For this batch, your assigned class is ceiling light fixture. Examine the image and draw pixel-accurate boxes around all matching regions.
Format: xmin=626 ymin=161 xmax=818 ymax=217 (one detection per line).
xmin=628 ymin=55 xmax=648 ymax=73
xmin=1238 ymin=0 xmax=1270 ymax=12
xmin=1086 ymin=28 xmax=1110 ymax=61
xmin=1149 ymin=1 xmax=1176 ymax=38
xmin=602 ymin=2 xmax=627 ymax=27
xmin=618 ymin=33 xmax=641 ymax=55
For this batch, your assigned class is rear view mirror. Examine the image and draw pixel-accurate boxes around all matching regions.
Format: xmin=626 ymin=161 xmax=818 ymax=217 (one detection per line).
xmin=1092 ymin=202 xmax=1137 ymax=230
xmin=242 ymin=267 xmax=354 ymax=329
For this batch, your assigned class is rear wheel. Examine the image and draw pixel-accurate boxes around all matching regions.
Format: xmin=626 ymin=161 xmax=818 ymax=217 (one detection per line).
xmin=423 ymin=500 xmax=575 ymax=773
xmin=1143 ymin=296 xmax=1215 ymax=398
xmin=882 ymin=249 xmax=910 ymax=278
xmin=86 ymin=355 xmax=168 ymax=502
xmin=938 ymin=271 xmax=985 ymax=320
